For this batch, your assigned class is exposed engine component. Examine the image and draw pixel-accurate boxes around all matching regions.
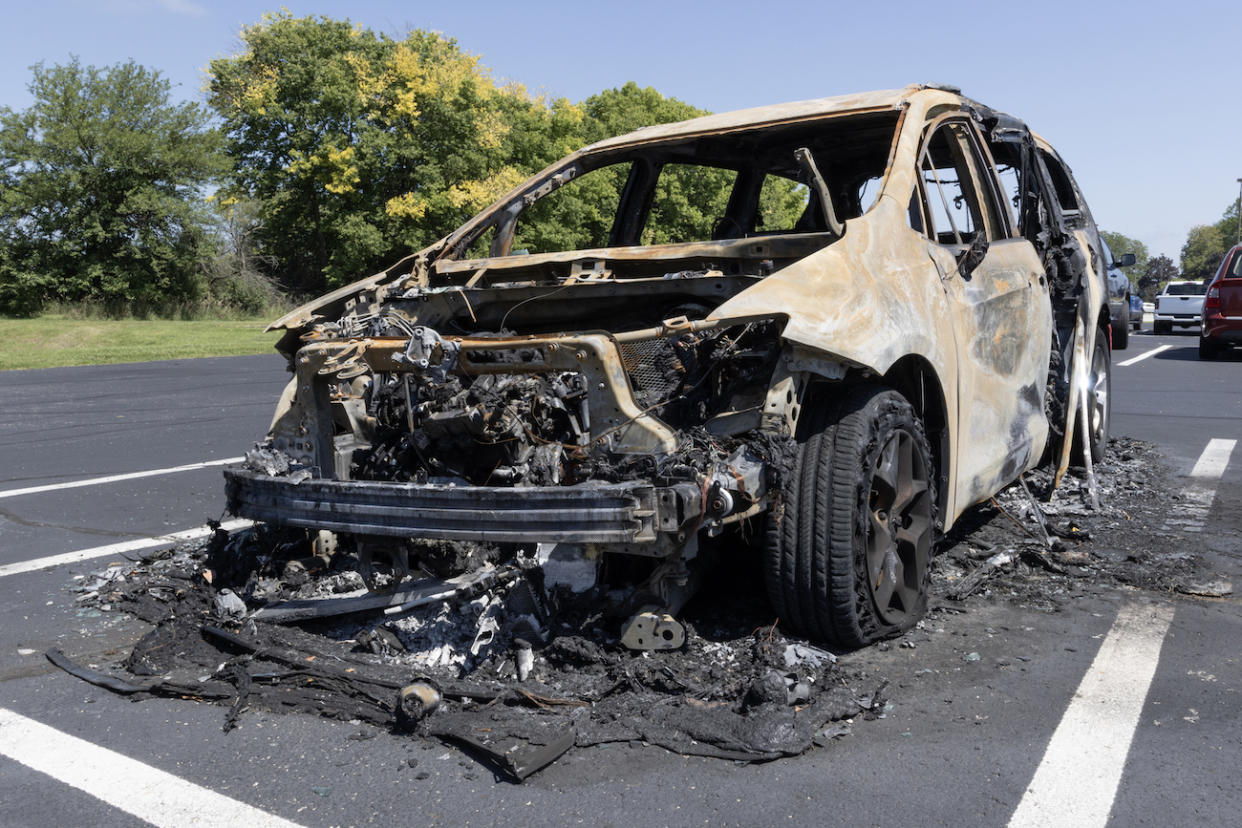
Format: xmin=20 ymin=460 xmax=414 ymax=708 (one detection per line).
xmin=344 ymin=319 xmax=784 ymax=491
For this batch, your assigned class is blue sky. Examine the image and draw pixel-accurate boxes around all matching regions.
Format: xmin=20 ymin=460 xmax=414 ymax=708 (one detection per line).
xmin=3 ymin=0 xmax=1239 ymax=260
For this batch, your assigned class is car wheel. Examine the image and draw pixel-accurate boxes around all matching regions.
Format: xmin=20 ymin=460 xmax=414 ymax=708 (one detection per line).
xmin=1154 ymin=320 xmax=1171 ymax=335
xmin=1199 ymin=336 xmax=1219 ymax=360
xmin=1083 ymin=329 xmax=1111 ymax=464
xmin=1112 ymin=313 xmax=1129 ymax=350
xmin=765 ymin=385 xmax=936 ymax=649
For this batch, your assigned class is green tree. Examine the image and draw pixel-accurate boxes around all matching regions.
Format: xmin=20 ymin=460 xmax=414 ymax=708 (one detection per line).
xmin=1099 ymin=230 xmax=1148 ymax=291
xmin=579 ymin=83 xmax=803 ymax=246
xmin=1140 ymin=254 xmax=1178 ymax=301
xmin=512 ymin=83 xmax=746 ymax=253
xmin=582 ymin=82 xmax=706 ymax=142
xmin=1176 ymin=195 xmax=1242 ymax=285
xmin=209 ymin=12 xmax=583 ymax=292
xmin=1180 ymin=223 xmax=1229 ymax=283
xmin=210 ymin=17 xmax=803 ymax=293
xmin=1215 ymin=198 xmax=1240 ymax=249
xmin=0 ymin=58 xmax=221 ymax=316
xmin=200 ymin=198 xmax=282 ymax=315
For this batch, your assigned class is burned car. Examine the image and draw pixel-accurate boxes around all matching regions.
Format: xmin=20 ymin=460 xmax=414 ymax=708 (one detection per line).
xmin=226 ymin=85 xmax=1114 ymax=650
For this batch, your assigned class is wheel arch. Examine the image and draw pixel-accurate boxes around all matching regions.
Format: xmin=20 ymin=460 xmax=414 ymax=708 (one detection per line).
xmin=784 ymin=350 xmax=950 ymax=532
xmin=1098 ymin=306 xmax=1113 ymax=348
xmin=882 ymin=354 xmax=949 ymax=531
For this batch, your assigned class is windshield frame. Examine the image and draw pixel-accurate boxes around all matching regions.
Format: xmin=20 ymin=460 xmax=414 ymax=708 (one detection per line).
xmin=435 ymin=106 xmax=904 ymax=269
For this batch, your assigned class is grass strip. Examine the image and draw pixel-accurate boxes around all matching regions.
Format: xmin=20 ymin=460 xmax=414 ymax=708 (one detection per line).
xmin=0 ymin=315 xmax=281 ymax=371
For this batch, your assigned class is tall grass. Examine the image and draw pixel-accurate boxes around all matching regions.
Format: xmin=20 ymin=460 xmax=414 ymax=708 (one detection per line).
xmin=42 ymin=295 xmax=296 ymax=322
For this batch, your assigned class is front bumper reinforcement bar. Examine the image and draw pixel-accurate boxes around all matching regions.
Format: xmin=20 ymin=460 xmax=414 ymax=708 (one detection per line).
xmin=224 ymin=469 xmax=698 ymax=544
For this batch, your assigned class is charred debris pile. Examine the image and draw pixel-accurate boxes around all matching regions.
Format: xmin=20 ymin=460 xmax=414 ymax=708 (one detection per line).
xmin=55 ymin=526 xmax=883 ymax=782
xmin=52 ymin=436 xmax=1207 ymax=781
xmin=932 ymin=436 xmax=1220 ymax=606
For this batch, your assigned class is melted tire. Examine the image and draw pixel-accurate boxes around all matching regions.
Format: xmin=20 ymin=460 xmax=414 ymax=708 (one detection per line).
xmin=765 ymin=385 xmax=936 ymax=649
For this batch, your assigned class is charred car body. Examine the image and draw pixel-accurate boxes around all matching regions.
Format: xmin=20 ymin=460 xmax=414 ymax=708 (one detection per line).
xmin=226 ymin=85 xmax=1114 ymax=650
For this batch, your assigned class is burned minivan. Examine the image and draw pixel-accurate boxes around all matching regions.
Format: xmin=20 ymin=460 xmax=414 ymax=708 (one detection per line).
xmin=226 ymin=85 xmax=1115 ymax=650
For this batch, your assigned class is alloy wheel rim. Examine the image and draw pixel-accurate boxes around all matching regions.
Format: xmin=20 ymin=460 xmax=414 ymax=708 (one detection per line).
xmin=1089 ymin=342 xmax=1109 ymax=448
xmin=865 ymin=429 xmax=933 ymax=626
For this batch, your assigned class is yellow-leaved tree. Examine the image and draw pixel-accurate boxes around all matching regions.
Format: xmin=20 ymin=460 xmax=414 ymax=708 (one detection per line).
xmin=208 ymin=12 xmax=581 ymax=291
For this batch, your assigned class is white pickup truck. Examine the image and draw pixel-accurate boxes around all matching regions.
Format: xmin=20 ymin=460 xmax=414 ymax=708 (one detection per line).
xmin=1154 ymin=280 xmax=1207 ymax=333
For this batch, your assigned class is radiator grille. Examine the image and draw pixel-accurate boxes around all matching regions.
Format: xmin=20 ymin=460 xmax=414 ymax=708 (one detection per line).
xmin=619 ymin=338 xmax=685 ymax=408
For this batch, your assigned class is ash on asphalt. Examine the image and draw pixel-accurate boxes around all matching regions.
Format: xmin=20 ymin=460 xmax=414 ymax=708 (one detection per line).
xmin=933 ymin=436 xmax=1216 ymax=605
xmin=52 ymin=436 xmax=1218 ymax=782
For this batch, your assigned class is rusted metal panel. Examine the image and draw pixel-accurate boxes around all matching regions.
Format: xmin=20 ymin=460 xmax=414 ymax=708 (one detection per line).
xmin=582 ymin=88 xmax=932 ymax=152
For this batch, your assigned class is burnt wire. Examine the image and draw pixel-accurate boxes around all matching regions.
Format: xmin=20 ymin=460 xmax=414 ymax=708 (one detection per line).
xmin=497 ymin=281 xmax=577 ymax=332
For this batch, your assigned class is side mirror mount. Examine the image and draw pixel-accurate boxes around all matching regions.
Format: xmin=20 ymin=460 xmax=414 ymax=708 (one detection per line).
xmin=956 ymin=230 xmax=989 ymax=278
xmin=793 ymin=147 xmax=845 ymax=237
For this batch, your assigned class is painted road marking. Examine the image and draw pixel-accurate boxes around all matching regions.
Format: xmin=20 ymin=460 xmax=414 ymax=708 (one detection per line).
xmin=1163 ymin=438 xmax=1236 ymax=533
xmin=0 ymin=457 xmax=245 ymax=500
xmin=0 ymin=520 xmax=254 ymax=579
xmin=1189 ymin=437 xmax=1236 ymax=478
xmin=1116 ymin=345 xmax=1171 ymax=367
xmin=0 ymin=707 xmax=302 ymax=828
xmin=1008 ymin=602 xmax=1175 ymax=828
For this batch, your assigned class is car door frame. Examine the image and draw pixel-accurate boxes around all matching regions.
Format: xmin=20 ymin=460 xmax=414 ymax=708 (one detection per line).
xmin=911 ymin=112 xmax=1053 ymax=508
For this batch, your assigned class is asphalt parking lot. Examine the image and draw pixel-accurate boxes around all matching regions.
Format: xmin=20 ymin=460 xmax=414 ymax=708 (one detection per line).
xmin=1 ymin=332 xmax=1240 ymax=827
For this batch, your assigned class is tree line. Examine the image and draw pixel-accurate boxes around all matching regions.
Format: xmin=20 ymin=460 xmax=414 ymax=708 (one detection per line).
xmin=0 ymin=12 xmax=716 ymax=317
xmin=0 ymin=11 xmax=1233 ymax=317
xmin=1104 ymin=199 xmax=1241 ymax=303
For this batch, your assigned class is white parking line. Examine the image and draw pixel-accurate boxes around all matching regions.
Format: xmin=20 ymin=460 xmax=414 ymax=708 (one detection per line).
xmin=0 ymin=519 xmax=254 ymax=579
xmin=1117 ymin=345 xmax=1171 ymax=367
xmin=1008 ymin=602 xmax=1175 ymax=828
xmin=0 ymin=707 xmax=302 ymax=828
xmin=1189 ymin=437 xmax=1236 ymax=478
xmin=1163 ymin=438 xmax=1236 ymax=533
xmin=0 ymin=457 xmax=245 ymax=500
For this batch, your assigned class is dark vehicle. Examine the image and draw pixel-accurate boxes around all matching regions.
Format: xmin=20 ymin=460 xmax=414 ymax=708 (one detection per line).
xmin=1129 ymin=294 xmax=1143 ymax=330
xmin=1200 ymin=244 xmax=1242 ymax=359
xmin=1101 ymin=238 xmax=1136 ymax=348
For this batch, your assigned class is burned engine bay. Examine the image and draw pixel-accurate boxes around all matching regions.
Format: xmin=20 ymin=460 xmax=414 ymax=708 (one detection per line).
xmin=228 ymin=264 xmax=811 ymax=649
xmin=348 ymin=299 xmax=781 ymax=491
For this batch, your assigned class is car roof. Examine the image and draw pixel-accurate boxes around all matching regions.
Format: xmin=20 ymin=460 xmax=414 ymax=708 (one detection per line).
xmin=582 ymin=85 xmax=965 ymax=153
